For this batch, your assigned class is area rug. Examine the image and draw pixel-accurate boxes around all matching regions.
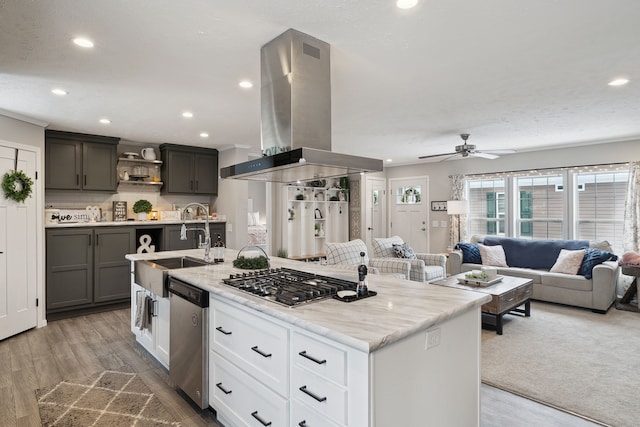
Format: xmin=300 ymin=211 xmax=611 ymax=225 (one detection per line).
xmin=481 ymin=301 xmax=640 ymax=427
xmin=36 ymin=367 xmax=180 ymax=426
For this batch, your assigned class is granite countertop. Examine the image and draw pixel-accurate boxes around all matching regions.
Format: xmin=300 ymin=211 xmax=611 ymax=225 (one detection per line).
xmin=46 ymin=219 xmax=226 ymax=228
xmin=126 ymin=249 xmax=491 ymax=353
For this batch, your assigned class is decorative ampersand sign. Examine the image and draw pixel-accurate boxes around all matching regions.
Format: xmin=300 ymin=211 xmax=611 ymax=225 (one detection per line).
xmin=137 ymin=234 xmax=156 ymax=253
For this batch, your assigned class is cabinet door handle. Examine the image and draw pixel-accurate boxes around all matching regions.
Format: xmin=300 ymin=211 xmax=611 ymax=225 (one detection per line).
xmin=299 ymin=385 xmax=327 ymax=402
xmin=250 ymin=411 xmax=272 ymax=426
xmin=195 ymin=180 xmax=199 ymax=191
xmin=251 ymin=346 xmax=272 ymax=358
xmin=216 ymin=326 xmax=232 ymax=335
xmin=190 ymin=180 xmax=194 ymax=190
xmin=95 ymin=234 xmax=99 ymax=246
xmin=298 ymin=350 xmax=326 ymax=365
xmin=298 ymin=422 xmax=307 ymax=427
xmin=84 ymin=174 xmax=87 ymax=186
xmin=76 ymin=174 xmax=79 ymax=185
xmin=215 ymin=382 xmax=232 ymax=395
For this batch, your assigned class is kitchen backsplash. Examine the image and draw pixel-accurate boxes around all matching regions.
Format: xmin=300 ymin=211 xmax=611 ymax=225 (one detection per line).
xmin=45 ymin=191 xmax=214 ymax=221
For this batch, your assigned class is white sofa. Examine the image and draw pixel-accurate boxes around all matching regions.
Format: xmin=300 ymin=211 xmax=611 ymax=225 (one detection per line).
xmin=449 ymin=235 xmax=620 ymax=313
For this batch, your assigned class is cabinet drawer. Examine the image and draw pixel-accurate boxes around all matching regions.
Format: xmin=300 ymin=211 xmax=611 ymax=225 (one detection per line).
xmin=292 ymin=365 xmax=347 ymax=425
xmin=292 ymin=331 xmax=347 ymax=386
xmin=292 ymin=399 xmax=341 ymax=427
xmin=517 ymin=283 xmax=533 ymax=301
xmin=210 ymin=299 xmax=289 ymax=396
xmin=210 ymin=352 xmax=288 ymax=427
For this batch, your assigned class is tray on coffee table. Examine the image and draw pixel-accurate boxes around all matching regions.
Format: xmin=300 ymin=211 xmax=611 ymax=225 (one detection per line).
xmin=457 ymin=275 xmax=503 ymax=287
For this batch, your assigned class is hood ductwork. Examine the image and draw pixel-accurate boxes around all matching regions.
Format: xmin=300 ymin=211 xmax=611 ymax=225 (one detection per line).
xmin=220 ymin=29 xmax=382 ymax=183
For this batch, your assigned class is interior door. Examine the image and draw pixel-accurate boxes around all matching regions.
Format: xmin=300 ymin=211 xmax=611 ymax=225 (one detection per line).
xmin=389 ymin=177 xmax=429 ymax=252
xmin=364 ymin=177 xmax=387 ymax=252
xmin=0 ymin=144 xmax=38 ymax=340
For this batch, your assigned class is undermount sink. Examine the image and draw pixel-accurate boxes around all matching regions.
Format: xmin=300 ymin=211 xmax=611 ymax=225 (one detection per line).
xmin=134 ymin=256 xmax=209 ymax=296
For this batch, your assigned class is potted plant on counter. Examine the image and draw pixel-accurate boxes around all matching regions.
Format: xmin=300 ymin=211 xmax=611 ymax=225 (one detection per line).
xmin=133 ymin=199 xmax=152 ymax=221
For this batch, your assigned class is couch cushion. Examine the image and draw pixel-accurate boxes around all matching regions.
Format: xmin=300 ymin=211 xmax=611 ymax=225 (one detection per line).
xmin=550 ymin=249 xmax=586 ymax=275
xmin=482 ymin=237 xmax=590 ymax=269
xmin=455 ymin=242 xmax=482 ymax=264
xmin=478 ymin=244 xmax=508 ymax=267
xmin=578 ymin=248 xmax=618 ymax=279
xmin=541 ymin=272 xmax=592 ymax=291
xmin=496 ymin=267 xmax=543 ymax=284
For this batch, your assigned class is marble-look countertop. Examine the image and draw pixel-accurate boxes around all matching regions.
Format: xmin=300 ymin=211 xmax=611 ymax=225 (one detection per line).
xmin=46 ymin=219 xmax=226 ymax=228
xmin=126 ymin=249 xmax=491 ymax=353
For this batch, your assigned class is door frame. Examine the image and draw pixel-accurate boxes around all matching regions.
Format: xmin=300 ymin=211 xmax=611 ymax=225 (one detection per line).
xmin=0 ymin=139 xmax=45 ymax=330
xmin=363 ymin=176 xmax=387 ymax=251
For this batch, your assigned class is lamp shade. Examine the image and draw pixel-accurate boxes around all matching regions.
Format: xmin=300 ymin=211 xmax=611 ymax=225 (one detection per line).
xmin=447 ymin=200 xmax=468 ymax=215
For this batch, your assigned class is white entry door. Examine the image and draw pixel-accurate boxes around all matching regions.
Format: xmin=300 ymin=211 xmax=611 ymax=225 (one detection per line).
xmin=389 ymin=176 xmax=429 ymax=253
xmin=0 ymin=144 xmax=38 ymax=340
xmin=363 ymin=177 xmax=387 ymax=252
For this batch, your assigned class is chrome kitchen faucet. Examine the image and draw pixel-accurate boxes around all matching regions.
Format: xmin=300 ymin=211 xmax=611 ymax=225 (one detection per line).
xmin=180 ymin=202 xmax=211 ymax=263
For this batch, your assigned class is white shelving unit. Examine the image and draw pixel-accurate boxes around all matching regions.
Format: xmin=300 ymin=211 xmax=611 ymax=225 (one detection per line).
xmin=283 ymin=179 xmax=349 ymax=260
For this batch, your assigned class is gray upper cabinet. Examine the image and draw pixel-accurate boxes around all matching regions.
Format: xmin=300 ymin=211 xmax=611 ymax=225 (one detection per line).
xmin=160 ymin=144 xmax=218 ymax=195
xmin=45 ymin=130 xmax=119 ymax=192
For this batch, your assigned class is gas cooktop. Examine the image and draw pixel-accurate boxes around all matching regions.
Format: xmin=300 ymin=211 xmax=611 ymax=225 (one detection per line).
xmin=222 ymin=267 xmax=359 ymax=307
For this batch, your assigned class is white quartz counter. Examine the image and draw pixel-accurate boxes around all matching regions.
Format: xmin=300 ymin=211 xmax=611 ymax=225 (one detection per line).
xmin=47 ymin=219 xmax=226 ymax=228
xmin=126 ymin=248 xmax=491 ymax=353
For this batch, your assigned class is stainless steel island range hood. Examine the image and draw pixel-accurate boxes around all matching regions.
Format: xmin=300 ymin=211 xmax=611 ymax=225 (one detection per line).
xmin=220 ymin=29 xmax=383 ymax=183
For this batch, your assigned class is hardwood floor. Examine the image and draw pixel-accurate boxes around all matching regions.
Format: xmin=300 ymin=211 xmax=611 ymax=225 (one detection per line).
xmin=0 ymin=308 xmax=603 ymax=427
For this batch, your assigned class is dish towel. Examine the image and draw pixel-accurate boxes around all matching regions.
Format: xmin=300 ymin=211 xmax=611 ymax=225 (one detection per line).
xmin=134 ymin=291 xmax=147 ymax=330
xmin=145 ymin=296 xmax=153 ymax=332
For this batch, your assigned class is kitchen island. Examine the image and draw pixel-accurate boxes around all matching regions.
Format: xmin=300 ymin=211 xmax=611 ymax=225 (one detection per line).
xmin=127 ymin=248 xmax=491 ymax=427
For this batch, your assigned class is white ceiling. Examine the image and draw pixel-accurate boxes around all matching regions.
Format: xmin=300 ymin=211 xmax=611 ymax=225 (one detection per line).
xmin=1 ymin=0 xmax=639 ymax=166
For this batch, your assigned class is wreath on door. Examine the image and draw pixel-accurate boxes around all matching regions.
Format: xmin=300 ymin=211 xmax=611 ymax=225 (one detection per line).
xmin=2 ymin=170 xmax=33 ymax=203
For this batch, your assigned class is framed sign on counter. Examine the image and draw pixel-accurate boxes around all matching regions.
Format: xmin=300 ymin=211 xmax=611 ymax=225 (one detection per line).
xmin=113 ymin=201 xmax=128 ymax=221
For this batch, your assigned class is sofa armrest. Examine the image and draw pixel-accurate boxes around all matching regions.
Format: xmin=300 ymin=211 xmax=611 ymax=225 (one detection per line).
xmin=591 ymin=260 xmax=620 ymax=311
xmin=369 ymin=258 xmax=411 ymax=279
xmin=449 ymin=250 xmax=463 ymax=275
xmin=416 ymin=253 xmax=447 ymax=270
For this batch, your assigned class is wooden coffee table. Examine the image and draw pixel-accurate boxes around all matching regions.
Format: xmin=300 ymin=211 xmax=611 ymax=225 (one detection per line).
xmin=431 ymin=273 xmax=533 ymax=335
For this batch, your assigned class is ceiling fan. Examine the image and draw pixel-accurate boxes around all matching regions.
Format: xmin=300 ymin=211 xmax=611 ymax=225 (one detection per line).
xmin=419 ymin=134 xmax=515 ymax=160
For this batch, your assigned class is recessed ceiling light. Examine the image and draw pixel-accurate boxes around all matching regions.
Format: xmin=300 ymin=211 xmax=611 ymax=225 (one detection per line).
xmin=239 ymin=80 xmax=253 ymax=89
xmin=73 ymin=37 xmax=94 ymax=48
xmin=396 ymin=0 xmax=418 ymax=9
xmin=99 ymin=118 xmax=111 ymax=124
xmin=182 ymin=111 xmax=194 ymax=118
xmin=51 ymin=88 xmax=67 ymax=96
xmin=200 ymin=132 xmax=209 ymax=138
xmin=386 ymin=158 xmax=393 ymax=162
xmin=608 ymin=78 xmax=629 ymax=87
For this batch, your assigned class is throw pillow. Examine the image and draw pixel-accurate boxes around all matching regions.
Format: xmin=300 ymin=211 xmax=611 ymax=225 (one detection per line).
xmin=478 ymin=244 xmax=508 ymax=267
xmin=578 ymin=248 xmax=618 ymax=279
xmin=550 ymin=249 xmax=586 ymax=275
xmin=455 ymin=242 xmax=482 ymax=264
xmin=393 ymin=243 xmax=418 ymax=259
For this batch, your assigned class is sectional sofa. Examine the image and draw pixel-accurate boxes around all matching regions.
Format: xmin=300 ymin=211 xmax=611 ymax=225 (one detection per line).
xmin=448 ymin=235 xmax=620 ymax=313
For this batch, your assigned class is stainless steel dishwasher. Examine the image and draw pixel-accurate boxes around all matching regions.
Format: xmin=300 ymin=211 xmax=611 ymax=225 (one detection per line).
xmin=168 ymin=277 xmax=209 ymax=409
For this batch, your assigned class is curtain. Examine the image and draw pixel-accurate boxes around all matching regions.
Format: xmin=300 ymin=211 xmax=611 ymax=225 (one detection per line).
xmin=623 ymin=161 xmax=640 ymax=252
xmin=449 ymin=174 xmax=466 ymax=247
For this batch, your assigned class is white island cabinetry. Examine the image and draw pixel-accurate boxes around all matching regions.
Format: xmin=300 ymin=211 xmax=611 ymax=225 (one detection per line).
xmin=130 ymin=283 xmax=170 ymax=368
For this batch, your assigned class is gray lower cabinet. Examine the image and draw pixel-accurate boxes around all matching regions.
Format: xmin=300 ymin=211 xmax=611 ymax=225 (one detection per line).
xmin=46 ymin=227 xmax=135 ymax=316
xmin=164 ymin=223 xmax=226 ymax=251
